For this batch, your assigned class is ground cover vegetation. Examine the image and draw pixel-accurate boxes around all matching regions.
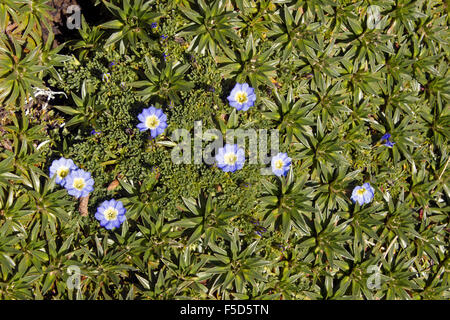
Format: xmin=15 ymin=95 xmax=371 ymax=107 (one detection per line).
xmin=0 ymin=0 xmax=449 ymax=300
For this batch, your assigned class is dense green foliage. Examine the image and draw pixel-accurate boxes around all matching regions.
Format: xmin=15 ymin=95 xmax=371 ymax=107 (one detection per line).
xmin=0 ymin=0 xmax=449 ymax=300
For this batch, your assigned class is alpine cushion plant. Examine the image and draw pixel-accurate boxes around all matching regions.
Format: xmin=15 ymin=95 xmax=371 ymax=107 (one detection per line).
xmin=49 ymin=157 xmax=78 ymax=186
xmin=215 ymin=144 xmax=245 ymax=173
xmin=95 ymin=199 xmax=127 ymax=230
xmin=0 ymin=0 xmax=448 ymax=302
xmin=137 ymin=106 xmax=168 ymax=138
xmin=351 ymin=183 xmax=375 ymax=206
xmin=227 ymin=83 xmax=257 ymax=111
xmin=271 ymin=152 xmax=291 ymax=177
xmin=64 ymin=169 xmax=95 ymax=199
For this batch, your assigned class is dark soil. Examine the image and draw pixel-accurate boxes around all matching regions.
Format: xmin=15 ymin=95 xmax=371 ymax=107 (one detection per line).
xmin=44 ymin=0 xmax=109 ymax=48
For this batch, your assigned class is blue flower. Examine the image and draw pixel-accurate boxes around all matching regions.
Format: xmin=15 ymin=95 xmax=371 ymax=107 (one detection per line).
xmin=351 ymin=182 xmax=375 ymax=206
xmin=49 ymin=157 xmax=78 ymax=186
xmin=95 ymin=199 xmax=126 ymax=230
xmin=137 ymin=106 xmax=168 ymax=138
xmin=381 ymin=132 xmax=395 ymax=148
xmin=215 ymin=144 xmax=245 ymax=172
xmin=384 ymin=140 xmax=395 ymax=148
xmin=227 ymin=83 xmax=256 ymax=111
xmin=151 ymin=22 xmax=158 ymax=28
xmin=90 ymin=129 xmax=101 ymax=135
xmin=64 ymin=169 xmax=94 ymax=198
xmin=102 ymin=72 xmax=111 ymax=82
xmin=271 ymin=152 xmax=292 ymax=177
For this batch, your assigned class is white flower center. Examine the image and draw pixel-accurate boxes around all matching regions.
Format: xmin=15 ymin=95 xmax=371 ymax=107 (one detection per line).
xmin=103 ymin=207 xmax=118 ymax=221
xmin=274 ymin=159 xmax=284 ymax=170
xmin=145 ymin=115 xmax=160 ymax=129
xmin=57 ymin=167 xmax=69 ymax=178
xmin=73 ymin=178 xmax=86 ymax=190
xmin=235 ymin=91 xmax=248 ymax=104
xmin=224 ymin=152 xmax=238 ymax=165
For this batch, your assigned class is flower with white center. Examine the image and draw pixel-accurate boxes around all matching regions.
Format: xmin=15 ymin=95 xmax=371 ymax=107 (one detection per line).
xmin=49 ymin=157 xmax=78 ymax=186
xmin=137 ymin=106 xmax=168 ymax=138
xmin=95 ymin=199 xmax=126 ymax=230
xmin=227 ymin=83 xmax=257 ymax=111
xmin=271 ymin=152 xmax=292 ymax=177
xmin=215 ymin=144 xmax=245 ymax=172
xmin=64 ymin=169 xmax=95 ymax=199
xmin=351 ymin=182 xmax=375 ymax=205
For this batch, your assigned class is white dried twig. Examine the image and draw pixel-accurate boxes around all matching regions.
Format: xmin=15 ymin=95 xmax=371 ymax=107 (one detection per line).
xmin=26 ymin=87 xmax=68 ymax=110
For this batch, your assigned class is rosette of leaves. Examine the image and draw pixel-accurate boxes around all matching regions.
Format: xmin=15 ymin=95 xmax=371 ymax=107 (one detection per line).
xmin=0 ymin=0 xmax=20 ymax=32
xmin=100 ymin=0 xmax=162 ymax=48
xmin=2 ymin=112 xmax=49 ymax=180
xmin=131 ymin=56 xmax=194 ymax=104
xmin=261 ymin=86 xmax=315 ymax=144
xmin=197 ymin=229 xmax=272 ymax=297
xmin=38 ymin=31 xmax=71 ymax=82
xmin=53 ymin=80 xmax=106 ymax=129
xmin=217 ymin=34 xmax=279 ymax=88
xmin=296 ymin=206 xmax=354 ymax=271
xmin=371 ymin=106 xmax=420 ymax=164
xmin=378 ymin=190 xmax=421 ymax=248
xmin=27 ymin=173 xmax=73 ymax=236
xmin=16 ymin=0 xmax=53 ymax=38
xmin=0 ymin=34 xmax=47 ymax=108
xmin=314 ymin=165 xmax=361 ymax=212
xmin=336 ymin=11 xmax=394 ymax=70
xmin=387 ymin=0 xmax=428 ymax=34
xmin=70 ymin=233 xmax=136 ymax=299
xmin=158 ymin=247 xmax=210 ymax=298
xmin=68 ymin=16 xmax=105 ymax=61
xmin=171 ymin=193 xmax=238 ymax=248
xmin=0 ymin=157 xmax=21 ymax=195
xmin=258 ymin=170 xmax=315 ymax=240
xmin=177 ymin=0 xmax=242 ymax=58
xmin=233 ymin=0 xmax=273 ymax=39
xmin=293 ymin=117 xmax=348 ymax=178
xmin=268 ymin=5 xmax=321 ymax=62
xmin=117 ymin=176 xmax=161 ymax=221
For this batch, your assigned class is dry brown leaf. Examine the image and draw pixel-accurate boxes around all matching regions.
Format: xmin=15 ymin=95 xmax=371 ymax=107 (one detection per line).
xmin=79 ymin=195 xmax=89 ymax=217
xmin=107 ymin=179 xmax=120 ymax=191
xmin=1 ymin=140 xmax=12 ymax=151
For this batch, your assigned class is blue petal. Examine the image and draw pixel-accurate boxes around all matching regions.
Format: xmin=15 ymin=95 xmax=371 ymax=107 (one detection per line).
xmin=363 ymin=191 xmax=373 ymax=204
xmin=105 ymin=221 xmax=115 ymax=230
xmin=229 ymin=101 xmax=241 ymax=109
xmin=137 ymin=123 xmax=148 ymax=131
xmin=142 ymin=108 xmax=151 ymax=117
xmin=95 ymin=211 xmax=104 ymax=220
xmin=159 ymin=114 xmax=167 ymax=122
xmin=138 ymin=113 xmax=146 ymax=122
xmin=381 ymin=133 xmax=391 ymax=140
xmin=234 ymin=83 xmax=243 ymax=91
